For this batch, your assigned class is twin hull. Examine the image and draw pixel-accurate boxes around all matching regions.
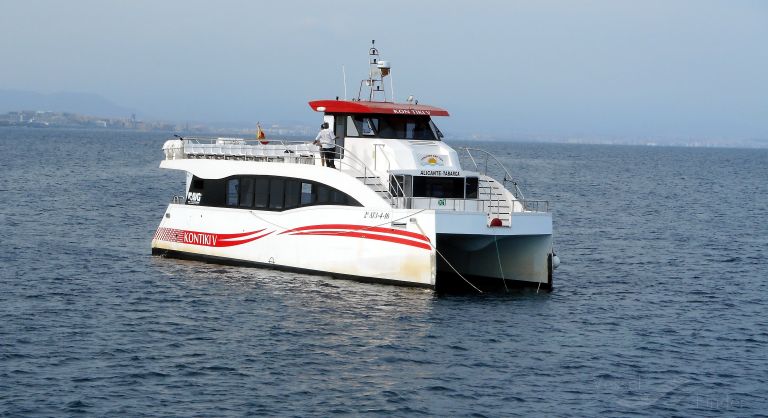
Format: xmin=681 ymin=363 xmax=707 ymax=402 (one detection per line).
xmin=151 ymin=203 xmax=553 ymax=290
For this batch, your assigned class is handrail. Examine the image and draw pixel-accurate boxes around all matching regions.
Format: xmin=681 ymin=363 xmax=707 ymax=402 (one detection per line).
xmin=334 ymin=143 xmax=407 ymax=206
xmin=166 ymin=137 xmax=538 ymax=216
xmin=457 ymin=147 xmax=525 ymax=200
xmin=171 ymin=135 xmax=403 ymax=206
xmin=371 ymin=143 xmax=408 ymax=203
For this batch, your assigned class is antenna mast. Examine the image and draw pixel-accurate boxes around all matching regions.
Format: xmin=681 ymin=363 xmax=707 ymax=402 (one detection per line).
xmin=357 ymin=40 xmax=391 ymax=102
xmin=342 ymin=65 xmax=347 ymax=100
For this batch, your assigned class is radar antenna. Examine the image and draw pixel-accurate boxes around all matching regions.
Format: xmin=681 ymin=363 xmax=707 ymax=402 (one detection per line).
xmin=357 ymin=40 xmax=391 ymax=102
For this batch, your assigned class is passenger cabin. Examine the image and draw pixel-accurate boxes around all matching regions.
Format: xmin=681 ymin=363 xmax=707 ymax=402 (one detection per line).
xmin=308 ymin=99 xmax=494 ymax=212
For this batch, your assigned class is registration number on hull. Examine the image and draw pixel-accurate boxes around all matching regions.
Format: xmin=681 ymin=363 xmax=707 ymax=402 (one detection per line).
xmin=364 ymin=211 xmax=390 ymax=220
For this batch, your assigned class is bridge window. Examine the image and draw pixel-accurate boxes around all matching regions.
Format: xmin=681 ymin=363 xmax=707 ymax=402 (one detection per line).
xmin=346 ymin=116 xmax=359 ymax=136
xmin=346 ymin=115 xmax=439 ymax=140
xmin=356 ymin=117 xmax=377 ymax=136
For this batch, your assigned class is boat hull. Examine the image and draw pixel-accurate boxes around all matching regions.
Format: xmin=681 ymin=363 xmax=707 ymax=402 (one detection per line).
xmin=151 ymin=204 xmax=554 ymax=291
xmin=435 ymin=233 xmax=553 ymax=292
xmin=151 ymin=204 xmax=437 ymax=287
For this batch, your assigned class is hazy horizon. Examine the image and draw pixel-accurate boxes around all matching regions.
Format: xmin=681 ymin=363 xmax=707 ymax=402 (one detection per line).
xmin=2 ymin=0 xmax=766 ymax=143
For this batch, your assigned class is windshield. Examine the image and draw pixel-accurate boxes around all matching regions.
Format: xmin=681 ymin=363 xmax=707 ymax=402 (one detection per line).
xmin=347 ymin=115 xmax=443 ymax=140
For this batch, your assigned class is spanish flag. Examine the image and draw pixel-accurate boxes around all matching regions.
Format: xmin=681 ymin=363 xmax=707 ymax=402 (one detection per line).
xmin=256 ymin=122 xmax=268 ymax=144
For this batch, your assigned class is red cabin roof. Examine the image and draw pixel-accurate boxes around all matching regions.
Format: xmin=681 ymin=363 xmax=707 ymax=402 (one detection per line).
xmin=308 ymin=100 xmax=449 ymax=117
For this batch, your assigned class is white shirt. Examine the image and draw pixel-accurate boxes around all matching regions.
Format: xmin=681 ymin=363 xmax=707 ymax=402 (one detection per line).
xmin=315 ymin=128 xmax=336 ymax=149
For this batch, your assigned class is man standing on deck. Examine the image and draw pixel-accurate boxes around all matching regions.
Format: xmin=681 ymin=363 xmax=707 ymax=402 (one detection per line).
xmin=313 ymin=122 xmax=336 ymax=168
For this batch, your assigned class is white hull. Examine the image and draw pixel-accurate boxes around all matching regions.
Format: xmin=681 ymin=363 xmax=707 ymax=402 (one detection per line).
xmin=152 ymin=202 xmax=553 ymax=290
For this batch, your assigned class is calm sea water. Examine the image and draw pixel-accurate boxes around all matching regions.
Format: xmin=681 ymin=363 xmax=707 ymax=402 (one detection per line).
xmin=1 ymin=127 xmax=766 ymax=416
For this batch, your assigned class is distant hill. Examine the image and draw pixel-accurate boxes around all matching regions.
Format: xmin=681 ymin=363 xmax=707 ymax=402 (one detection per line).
xmin=0 ymin=89 xmax=135 ymax=118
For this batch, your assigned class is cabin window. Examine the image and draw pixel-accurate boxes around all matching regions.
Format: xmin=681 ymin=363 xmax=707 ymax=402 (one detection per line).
xmin=361 ymin=118 xmax=376 ymax=135
xmin=348 ymin=116 xmax=378 ymax=136
xmin=190 ymin=175 xmax=361 ymax=210
xmin=346 ymin=116 xmax=359 ymax=136
xmin=191 ymin=177 xmax=204 ymax=190
xmin=193 ymin=177 xmax=225 ymax=207
xmin=413 ymin=176 xmax=465 ymax=199
xmin=316 ymin=184 xmax=330 ymax=204
xmin=389 ymin=175 xmax=477 ymax=199
xmin=254 ymin=177 xmax=269 ymax=208
xmin=268 ymin=178 xmax=285 ymax=209
xmin=226 ymin=179 xmax=240 ymax=206
xmin=347 ymin=115 xmax=438 ymax=140
xmin=284 ymin=179 xmax=301 ymax=210
xmin=465 ymin=177 xmax=479 ymax=199
xmin=239 ymin=177 xmax=254 ymax=208
xmin=405 ymin=122 xmax=416 ymax=139
xmin=301 ymin=182 xmax=315 ymax=205
xmin=429 ymin=120 xmax=444 ymax=139
xmin=331 ymin=189 xmax=349 ymax=205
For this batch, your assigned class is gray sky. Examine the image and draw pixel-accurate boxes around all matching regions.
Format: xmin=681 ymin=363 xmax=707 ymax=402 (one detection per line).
xmin=1 ymin=0 xmax=766 ymax=140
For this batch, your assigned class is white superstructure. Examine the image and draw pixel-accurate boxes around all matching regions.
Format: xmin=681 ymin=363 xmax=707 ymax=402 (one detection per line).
xmin=152 ymin=43 xmax=558 ymax=292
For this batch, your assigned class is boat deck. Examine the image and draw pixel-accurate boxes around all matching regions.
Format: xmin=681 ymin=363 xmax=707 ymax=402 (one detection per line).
xmin=161 ymin=136 xmax=550 ymax=225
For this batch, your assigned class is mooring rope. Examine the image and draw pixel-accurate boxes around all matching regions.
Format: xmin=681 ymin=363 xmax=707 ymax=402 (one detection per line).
xmin=249 ymin=209 xmax=483 ymax=293
xmin=493 ymin=234 xmax=509 ymax=293
xmin=411 ymin=219 xmax=483 ymax=294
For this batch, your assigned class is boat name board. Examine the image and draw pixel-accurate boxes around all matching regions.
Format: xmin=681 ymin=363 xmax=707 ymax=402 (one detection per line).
xmin=393 ymin=108 xmax=431 ymax=115
xmin=419 ymin=170 xmax=460 ymax=176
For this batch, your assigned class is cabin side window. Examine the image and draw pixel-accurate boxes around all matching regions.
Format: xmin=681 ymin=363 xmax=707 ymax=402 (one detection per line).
xmin=301 ymin=182 xmax=315 ymax=205
xmin=465 ymin=177 xmax=479 ymax=198
xmin=284 ymin=179 xmax=301 ymax=210
xmin=239 ymin=177 xmax=254 ymax=208
xmin=388 ymin=175 xmax=479 ymax=199
xmin=346 ymin=116 xmax=360 ymax=136
xmin=413 ymin=176 xmax=465 ymax=199
xmin=254 ymin=177 xmax=269 ymax=208
xmin=188 ymin=175 xmax=361 ymax=211
xmin=226 ymin=179 xmax=240 ymax=206
xmin=268 ymin=178 xmax=285 ymax=210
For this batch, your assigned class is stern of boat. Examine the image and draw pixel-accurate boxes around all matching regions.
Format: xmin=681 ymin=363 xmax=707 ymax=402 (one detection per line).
xmin=433 ymin=211 xmax=554 ymax=292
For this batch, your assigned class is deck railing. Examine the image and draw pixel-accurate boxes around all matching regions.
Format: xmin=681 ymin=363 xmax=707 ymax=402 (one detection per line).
xmin=163 ymin=136 xmax=546 ymax=218
xmin=457 ymin=147 xmax=525 ymax=200
xmin=165 ymin=136 xmax=404 ymax=206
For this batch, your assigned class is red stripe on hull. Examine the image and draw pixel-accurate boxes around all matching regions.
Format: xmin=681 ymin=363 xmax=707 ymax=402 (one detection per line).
xmin=281 ymin=224 xmax=430 ymax=243
xmin=153 ymin=227 xmax=270 ymax=247
xmin=292 ymin=231 xmax=432 ymax=251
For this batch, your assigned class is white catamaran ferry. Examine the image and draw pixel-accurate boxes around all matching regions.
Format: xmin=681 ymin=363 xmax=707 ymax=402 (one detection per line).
xmin=152 ymin=42 xmax=559 ymax=292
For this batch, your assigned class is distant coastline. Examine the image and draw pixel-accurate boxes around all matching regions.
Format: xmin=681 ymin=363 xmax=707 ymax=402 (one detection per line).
xmin=0 ymin=110 xmax=313 ymax=137
xmin=1 ymin=110 xmax=765 ymax=149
